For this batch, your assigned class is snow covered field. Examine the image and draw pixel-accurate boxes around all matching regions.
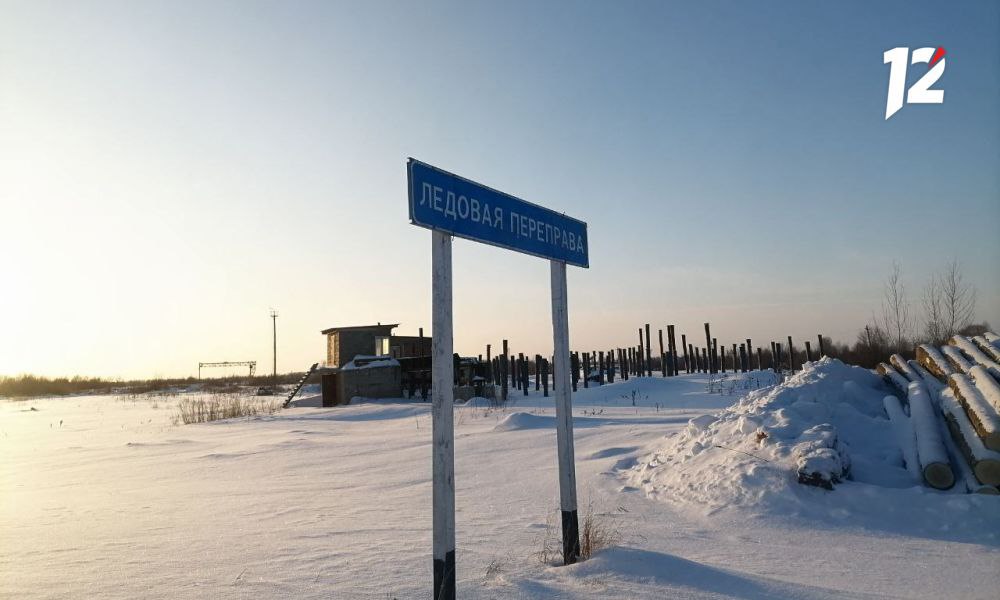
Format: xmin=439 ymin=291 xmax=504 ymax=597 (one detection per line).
xmin=2 ymin=371 xmax=998 ymax=599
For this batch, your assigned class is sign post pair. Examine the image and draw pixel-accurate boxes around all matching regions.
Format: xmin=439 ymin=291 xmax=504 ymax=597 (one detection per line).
xmin=408 ymin=159 xmax=589 ymax=600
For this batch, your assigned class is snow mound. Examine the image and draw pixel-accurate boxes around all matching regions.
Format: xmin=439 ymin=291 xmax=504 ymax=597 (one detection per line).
xmin=493 ymin=411 xmax=551 ymax=431
xmin=288 ymin=393 xmax=322 ymax=408
xmin=629 ymin=358 xmax=1000 ymax=537
xmin=463 ymin=396 xmax=495 ymax=408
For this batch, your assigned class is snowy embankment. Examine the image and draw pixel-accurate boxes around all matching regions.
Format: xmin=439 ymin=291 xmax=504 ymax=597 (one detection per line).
xmin=629 ymin=358 xmax=1000 ymax=542
xmin=3 ymin=369 xmax=998 ymax=599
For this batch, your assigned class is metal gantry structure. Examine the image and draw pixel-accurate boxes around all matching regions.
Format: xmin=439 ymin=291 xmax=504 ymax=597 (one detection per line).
xmin=198 ymin=361 xmax=256 ymax=379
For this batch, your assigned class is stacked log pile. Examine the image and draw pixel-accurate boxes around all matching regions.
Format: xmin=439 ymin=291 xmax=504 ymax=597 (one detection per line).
xmin=876 ymin=333 xmax=1000 ymax=494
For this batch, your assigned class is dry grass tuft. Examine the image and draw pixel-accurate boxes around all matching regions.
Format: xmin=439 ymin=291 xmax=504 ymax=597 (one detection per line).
xmin=174 ymin=393 xmax=281 ymax=424
xmin=538 ymin=499 xmax=621 ymax=564
xmin=579 ymin=505 xmax=621 ymax=560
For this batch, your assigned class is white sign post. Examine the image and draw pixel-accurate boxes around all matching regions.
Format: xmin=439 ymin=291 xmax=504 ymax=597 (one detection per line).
xmin=409 ymin=159 xmax=588 ymax=599
xmin=550 ymin=259 xmax=580 ymax=563
xmin=431 ymin=229 xmax=456 ymax=599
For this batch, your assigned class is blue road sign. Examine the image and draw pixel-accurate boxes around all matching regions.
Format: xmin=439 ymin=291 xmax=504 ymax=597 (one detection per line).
xmin=408 ymin=159 xmax=589 ymax=268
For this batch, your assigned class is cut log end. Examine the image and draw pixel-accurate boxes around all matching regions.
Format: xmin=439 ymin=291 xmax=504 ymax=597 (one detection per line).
xmin=973 ymin=485 xmax=1000 ymax=495
xmin=922 ymin=462 xmax=955 ymax=490
xmin=972 ymin=460 xmax=1000 ymax=487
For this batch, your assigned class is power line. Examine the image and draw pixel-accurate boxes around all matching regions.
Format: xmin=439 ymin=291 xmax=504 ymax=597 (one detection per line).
xmin=269 ymin=308 xmax=279 ymax=377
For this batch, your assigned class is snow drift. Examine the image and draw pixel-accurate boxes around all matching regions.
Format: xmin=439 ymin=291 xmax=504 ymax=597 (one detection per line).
xmin=629 ymin=358 xmax=1000 ymax=539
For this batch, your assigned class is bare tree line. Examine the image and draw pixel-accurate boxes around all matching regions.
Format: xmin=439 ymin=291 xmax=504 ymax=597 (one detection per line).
xmin=822 ymin=259 xmax=985 ymax=368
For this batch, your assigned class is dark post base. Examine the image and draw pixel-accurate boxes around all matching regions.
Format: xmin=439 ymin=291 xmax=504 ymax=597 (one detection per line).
xmin=561 ymin=509 xmax=581 ymax=565
xmin=433 ymin=550 xmax=456 ymax=600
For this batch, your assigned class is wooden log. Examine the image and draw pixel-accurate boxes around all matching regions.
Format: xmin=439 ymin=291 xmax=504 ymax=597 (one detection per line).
xmin=740 ymin=344 xmax=748 ymax=373
xmin=818 ymin=334 xmax=825 ymax=358
xmin=983 ymin=332 xmax=1000 ymax=346
xmin=515 ymin=354 xmax=522 ymax=390
xmin=645 ymin=324 xmax=653 ymax=377
xmin=941 ymin=391 xmax=1000 ymax=486
xmin=883 ymin=395 xmax=922 ymax=483
xmin=571 ymin=352 xmax=579 ymax=391
xmin=908 ymin=360 xmax=945 ymax=396
xmin=720 ymin=346 xmax=727 ymax=373
xmin=688 ymin=343 xmax=695 ymax=374
xmin=486 ymin=344 xmax=492 ymax=384
xmin=582 ymin=353 xmax=589 ymax=388
xmin=969 ymin=364 xmax=1000 ymax=413
xmin=501 ymin=340 xmax=509 ymax=401
xmin=805 ymin=341 xmax=813 ymax=363
xmin=668 ymin=325 xmax=678 ymax=376
xmin=638 ymin=329 xmax=645 ymax=375
xmin=598 ymin=351 xmax=605 ymax=385
xmin=916 ymin=345 xmax=954 ymax=381
xmin=658 ymin=329 xmax=666 ymax=377
xmin=541 ymin=358 xmax=549 ymax=397
xmin=949 ymin=335 xmax=1000 ymax=380
xmin=757 ymin=348 xmax=762 ymax=371
xmin=523 ymin=355 xmax=529 ymax=392
xmin=521 ymin=353 xmax=529 ymax=396
xmin=664 ymin=327 xmax=672 ymax=376
xmin=607 ymin=350 xmax=615 ymax=383
xmin=704 ymin=323 xmax=714 ymax=374
xmin=681 ymin=334 xmax=689 ymax=373
xmin=948 ymin=372 xmax=1000 ymax=450
xmin=971 ymin=335 xmax=1000 ymax=363
xmin=746 ymin=338 xmax=753 ymax=369
xmin=935 ymin=393 xmax=998 ymax=494
xmin=787 ymin=336 xmax=794 ymax=371
xmin=907 ymin=381 xmax=955 ymax=490
xmin=535 ymin=354 xmax=541 ymax=391
xmin=889 ymin=354 xmax=921 ymax=383
xmin=941 ymin=345 xmax=972 ymax=374
xmin=876 ymin=363 xmax=911 ymax=395
xmin=712 ymin=338 xmax=719 ymax=375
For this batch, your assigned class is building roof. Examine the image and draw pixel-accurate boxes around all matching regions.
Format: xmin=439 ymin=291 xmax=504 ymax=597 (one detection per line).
xmin=320 ymin=323 xmax=398 ymax=335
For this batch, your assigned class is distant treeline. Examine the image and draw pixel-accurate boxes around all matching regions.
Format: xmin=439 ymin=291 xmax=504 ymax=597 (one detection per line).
xmin=827 ymin=259 xmax=988 ymax=369
xmin=817 ymin=322 xmax=992 ymax=370
xmin=0 ymin=372 xmax=309 ymax=399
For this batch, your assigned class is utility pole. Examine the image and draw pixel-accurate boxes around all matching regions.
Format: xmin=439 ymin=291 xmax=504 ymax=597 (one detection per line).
xmin=270 ymin=308 xmax=279 ymax=377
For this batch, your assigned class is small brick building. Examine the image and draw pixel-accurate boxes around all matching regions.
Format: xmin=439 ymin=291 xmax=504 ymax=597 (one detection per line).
xmin=321 ymin=323 xmax=432 ymax=368
xmin=318 ymin=323 xmax=432 ymax=406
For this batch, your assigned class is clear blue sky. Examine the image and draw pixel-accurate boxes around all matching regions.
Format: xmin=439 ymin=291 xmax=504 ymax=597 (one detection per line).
xmin=1 ymin=1 xmax=998 ymax=378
